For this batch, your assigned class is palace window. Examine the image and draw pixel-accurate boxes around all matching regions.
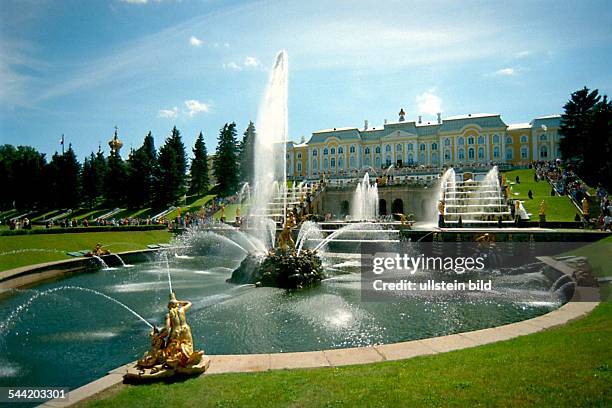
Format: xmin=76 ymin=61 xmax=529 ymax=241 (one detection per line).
xmin=506 ymin=149 xmax=513 ymax=160
xmin=493 ymin=134 xmax=500 ymax=144
xmin=493 ymin=146 xmax=500 ymax=158
xmin=338 ymin=157 xmax=344 ymax=168
xmin=520 ymin=135 xmax=528 ymax=144
xmin=385 ymin=156 xmax=392 ymax=166
xmin=312 ymin=159 xmax=318 ymax=169
xmin=297 ymin=153 xmax=302 ymax=159
xmin=457 ymin=137 xmax=465 ymax=145
xmin=540 ymin=134 xmax=547 ymax=141
xmin=458 ymin=148 xmax=465 ymax=160
xmin=330 ymin=147 xmax=336 ymax=155
xmin=349 ymin=145 xmax=356 ymax=154
xmin=323 ymin=148 xmax=328 ymax=155
xmin=444 ymin=138 xmax=451 ymax=146
xmin=385 ymin=144 xmax=391 ymax=152
xmin=365 ymin=147 xmax=371 ymax=155
xmin=432 ymin=152 xmax=438 ymax=164
xmin=375 ymin=146 xmax=381 ymax=154
xmin=396 ymin=144 xmax=402 ymax=151
xmin=468 ymin=148 xmax=475 ymax=159
xmin=506 ymin=136 xmax=513 ymax=145
xmin=478 ymin=136 xmax=485 ymax=144
xmin=375 ymin=156 xmax=381 ymax=168
xmin=331 ymin=158 xmax=336 ymax=168
xmin=323 ymin=158 xmax=329 ymax=169
xmin=444 ymin=149 xmax=451 ymax=160
xmin=364 ymin=157 xmax=371 ymax=166
xmin=297 ymin=162 xmax=302 ymax=172
xmin=312 ymin=149 xmax=318 ymax=156
xmin=521 ymin=147 xmax=528 ymax=159
xmin=338 ymin=146 xmax=343 ymax=154
xmin=349 ymin=156 xmax=356 ymax=168
xmin=407 ymin=153 xmax=414 ymax=164
xmin=407 ymin=143 xmax=414 ymax=150
xmin=468 ymin=137 xmax=475 ymax=145
xmin=419 ymin=143 xmax=426 ymax=151
xmin=478 ymin=147 xmax=484 ymax=159
xmin=432 ymin=143 xmax=438 ymax=151
xmin=540 ymin=145 xmax=548 ymax=158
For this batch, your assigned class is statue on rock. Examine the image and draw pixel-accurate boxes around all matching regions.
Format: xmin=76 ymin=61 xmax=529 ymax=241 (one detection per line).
xmin=125 ymin=292 xmax=209 ymax=382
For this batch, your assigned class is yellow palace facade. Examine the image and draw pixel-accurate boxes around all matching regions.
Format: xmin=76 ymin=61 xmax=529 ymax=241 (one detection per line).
xmin=287 ymin=111 xmax=562 ymax=178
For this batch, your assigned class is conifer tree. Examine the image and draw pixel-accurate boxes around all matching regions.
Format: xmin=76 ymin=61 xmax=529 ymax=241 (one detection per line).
xmin=156 ymin=126 xmax=187 ymax=206
xmin=239 ymin=121 xmax=256 ymax=186
xmin=189 ymin=131 xmax=209 ymax=195
xmin=213 ymin=123 xmax=240 ymax=197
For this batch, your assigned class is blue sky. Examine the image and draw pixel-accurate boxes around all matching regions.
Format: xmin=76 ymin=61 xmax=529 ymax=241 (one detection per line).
xmin=1 ymin=0 xmax=611 ymax=160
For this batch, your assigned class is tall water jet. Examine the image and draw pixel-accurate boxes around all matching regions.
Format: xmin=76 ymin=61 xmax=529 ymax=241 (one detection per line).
xmin=251 ymin=50 xmax=289 ymax=237
xmin=350 ymin=173 xmax=378 ymax=221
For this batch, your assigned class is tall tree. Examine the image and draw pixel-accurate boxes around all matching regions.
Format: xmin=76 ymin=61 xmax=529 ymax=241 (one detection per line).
xmin=0 ymin=145 xmax=17 ymax=210
xmin=239 ymin=121 xmax=256 ymax=185
xmin=189 ymin=131 xmax=209 ymax=195
xmin=127 ymin=132 xmax=158 ymax=207
xmin=60 ymin=144 xmax=81 ymax=208
xmin=0 ymin=145 xmax=47 ymax=210
xmin=213 ymin=122 xmax=240 ymax=197
xmin=560 ymin=87 xmax=612 ymax=189
xmin=104 ymin=137 xmax=128 ymax=207
xmin=156 ymin=126 xmax=188 ymax=206
xmin=81 ymin=154 xmax=97 ymax=207
xmin=46 ymin=145 xmax=81 ymax=209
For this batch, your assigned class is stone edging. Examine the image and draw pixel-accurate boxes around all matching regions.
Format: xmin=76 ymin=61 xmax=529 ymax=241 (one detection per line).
xmin=39 ymin=285 xmax=600 ymax=407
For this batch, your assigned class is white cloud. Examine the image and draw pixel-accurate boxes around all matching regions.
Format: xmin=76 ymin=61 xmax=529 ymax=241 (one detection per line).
xmin=189 ymin=36 xmax=202 ymax=47
xmin=184 ymin=99 xmax=210 ymax=116
xmin=120 ymin=0 xmax=149 ymax=4
xmin=158 ymin=106 xmax=178 ymax=118
xmin=223 ymin=62 xmax=242 ymax=71
xmin=494 ymin=67 xmax=515 ymax=76
xmin=244 ymin=56 xmax=260 ymax=67
xmin=515 ymin=50 xmax=531 ymax=58
xmin=416 ymin=89 xmax=442 ymax=116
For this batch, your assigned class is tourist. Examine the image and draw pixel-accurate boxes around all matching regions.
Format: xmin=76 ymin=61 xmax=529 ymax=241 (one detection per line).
xmin=551 ymin=187 xmax=556 ymax=196
xmin=515 ymin=175 xmax=520 ymax=184
xmin=528 ymin=190 xmax=533 ymax=199
xmin=603 ymin=214 xmax=612 ymax=231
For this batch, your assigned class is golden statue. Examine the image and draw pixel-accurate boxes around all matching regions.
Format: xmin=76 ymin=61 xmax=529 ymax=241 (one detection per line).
xmin=125 ymin=292 xmax=209 ymax=382
xmin=85 ymin=243 xmax=110 ymax=257
xmin=438 ymin=200 xmax=445 ymax=215
xmin=277 ymin=213 xmax=296 ymax=252
xmin=582 ymin=197 xmax=589 ymax=215
xmin=539 ymin=200 xmax=547 ymax=216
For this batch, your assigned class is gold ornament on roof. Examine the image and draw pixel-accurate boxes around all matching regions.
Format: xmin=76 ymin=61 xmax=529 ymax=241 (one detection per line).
xmin=108 ymin=126 xmax=123 ymax=154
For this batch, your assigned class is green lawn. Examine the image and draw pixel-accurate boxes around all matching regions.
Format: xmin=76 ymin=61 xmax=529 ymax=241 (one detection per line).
xmin=213 ymin=203 xmax=250 ymax=221
xmin=85 ymin=302 xmax=612 ymax=407
xmin=502 ymin=169 xmax=578 ymax=222
xmin=564 ymin=235 xmax=612 ymax=278
xmin=165 ymin=194 xmax=216 ymax=220
xmin=0 ymin=230 xmax=172 ymax=271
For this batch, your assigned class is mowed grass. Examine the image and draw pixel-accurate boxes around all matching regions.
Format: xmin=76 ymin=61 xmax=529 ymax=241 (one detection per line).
xmin=563 ymin=235 xmax=612 ymax=278
xmin=213 ymin=204 xmax=250 ymax=221
xmin=85 ymin=302 xmax=612 ymax=408
xmin=502 ymin=169 xmax=578 ymax=222
xmin=165 ymin=195 xmax=216 ymax=220
xmin=0 ymin=230 xmax=172 ymax=271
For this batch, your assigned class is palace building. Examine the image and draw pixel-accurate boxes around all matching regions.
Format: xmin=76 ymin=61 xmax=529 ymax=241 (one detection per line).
xmin=286 ymin=110 xmax=561 ymax=178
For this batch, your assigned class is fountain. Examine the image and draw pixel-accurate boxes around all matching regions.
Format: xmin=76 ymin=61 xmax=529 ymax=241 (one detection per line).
xmin=250 ymin=50 xmax=289 ymax=232
xmin=438 ymin=166 xmax=512 ymax=226
xmin=0 ymin=49 xmax=574 ymax=393
xmin=350 ymin=173 xmax=379 ymax=221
